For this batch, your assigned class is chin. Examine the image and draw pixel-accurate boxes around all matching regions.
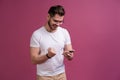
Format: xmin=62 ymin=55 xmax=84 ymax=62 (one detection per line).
xmin=52 ymin=28 xmax=57 ymax=31
xmin=52 ymin=26 xmax=58 ymax=30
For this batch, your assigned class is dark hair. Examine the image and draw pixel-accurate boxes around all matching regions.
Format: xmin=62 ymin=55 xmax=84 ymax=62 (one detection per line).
xmin=48 ymin=5 xmax=65 ymax=17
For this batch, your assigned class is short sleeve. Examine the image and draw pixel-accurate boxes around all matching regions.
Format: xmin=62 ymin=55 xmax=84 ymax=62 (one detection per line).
xmin=64 ymin=29 xmax=71 ymax=45
xmin=30 ymin=31 xmax=40 ymax=47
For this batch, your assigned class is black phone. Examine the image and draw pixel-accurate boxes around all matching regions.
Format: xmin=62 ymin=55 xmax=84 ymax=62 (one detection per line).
xmin=69 ymin=50 xmax=74 ymax=53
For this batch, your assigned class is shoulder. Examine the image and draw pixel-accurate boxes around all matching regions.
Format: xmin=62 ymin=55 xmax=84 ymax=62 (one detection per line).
xmin=31 ymin=26 xmax=44 ymax=39
xmin=32 ymin=27 xmax=44 ymax=36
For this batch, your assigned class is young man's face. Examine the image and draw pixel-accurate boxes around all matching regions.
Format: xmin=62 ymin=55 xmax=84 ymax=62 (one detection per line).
xmin=48 ymin=14 xmax=64 ymax=30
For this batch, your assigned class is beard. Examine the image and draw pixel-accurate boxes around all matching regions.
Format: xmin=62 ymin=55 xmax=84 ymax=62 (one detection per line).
xmin=48 ymin=20 xmax=58 ymax=31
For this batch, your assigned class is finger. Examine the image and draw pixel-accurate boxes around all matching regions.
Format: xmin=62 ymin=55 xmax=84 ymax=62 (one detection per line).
xmin=67 ymin=53 xmax=71 ymax=56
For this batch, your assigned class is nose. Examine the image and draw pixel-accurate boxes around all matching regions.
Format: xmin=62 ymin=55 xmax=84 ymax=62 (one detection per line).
xmin=55 ymin=22 xmax=63 ymax=26
xmin=56 ymin=23 xmax=60 ymax=26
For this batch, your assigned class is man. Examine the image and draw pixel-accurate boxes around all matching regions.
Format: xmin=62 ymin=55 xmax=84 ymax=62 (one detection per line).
xmin=30 ymin=5 xmax=74 ymax=80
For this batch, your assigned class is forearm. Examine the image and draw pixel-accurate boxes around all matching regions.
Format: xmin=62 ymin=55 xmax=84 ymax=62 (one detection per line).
xmin=31 ymin=54 xmax=49 ymax=64
xmin=30 ymin=47 xmax=56 ymax=64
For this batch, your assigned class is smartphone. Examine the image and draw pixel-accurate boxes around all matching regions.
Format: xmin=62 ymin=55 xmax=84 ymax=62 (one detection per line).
xmin=69 ymin=50 xmax=74 ymax=53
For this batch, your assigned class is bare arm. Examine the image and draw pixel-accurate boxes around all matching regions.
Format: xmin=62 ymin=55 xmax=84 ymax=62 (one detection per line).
xmin=63 ymin=44 xmax=74 ymax=60
xmin=30 ymin=47 xmax=56 ymax=64
xmin=30 ymin=47 xmax=49 ymax=64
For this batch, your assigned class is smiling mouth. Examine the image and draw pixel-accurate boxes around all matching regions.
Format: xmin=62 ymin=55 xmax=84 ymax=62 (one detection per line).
xmin=48 ymin=20 xmax=58 ymax=31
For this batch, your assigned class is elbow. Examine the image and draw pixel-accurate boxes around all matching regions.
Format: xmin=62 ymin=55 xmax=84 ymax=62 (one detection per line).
xmin=31 ymin=58 xmax=43 ymax=65
xmin=31 ymin=58 xmax=38 ymax=65
xmin=30 ymin=56 xmax=38 ymax=64
xmin=31 ymin=61 xmax=36 ymax=65
xmin=31 ymin=60 xmax=36 ymax=65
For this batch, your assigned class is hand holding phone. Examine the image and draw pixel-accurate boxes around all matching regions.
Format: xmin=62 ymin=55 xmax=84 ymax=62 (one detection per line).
xmin=69 ymin=50 xmax=75 ymax=53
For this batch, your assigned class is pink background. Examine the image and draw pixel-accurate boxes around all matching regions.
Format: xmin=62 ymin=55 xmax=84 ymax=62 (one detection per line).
xmin=0 ymin=0 xmax=120 ymax=80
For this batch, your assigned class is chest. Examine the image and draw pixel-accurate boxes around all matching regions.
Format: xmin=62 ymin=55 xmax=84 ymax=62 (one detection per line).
xmin=39 ymin=31 xmax=65 ymax=50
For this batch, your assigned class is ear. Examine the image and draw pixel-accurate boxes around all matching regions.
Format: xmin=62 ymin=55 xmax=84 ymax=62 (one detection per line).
xmin=47 ymin=14 xmax=50 ymax=20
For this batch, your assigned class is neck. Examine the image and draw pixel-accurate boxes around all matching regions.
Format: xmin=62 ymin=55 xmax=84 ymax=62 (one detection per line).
xmin=44 ymin=23 xmax=56 ymax=33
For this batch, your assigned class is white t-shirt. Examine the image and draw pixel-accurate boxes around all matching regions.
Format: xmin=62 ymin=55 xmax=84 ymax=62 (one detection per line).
xmin=30 ymin=26 xmax=71 ymax=76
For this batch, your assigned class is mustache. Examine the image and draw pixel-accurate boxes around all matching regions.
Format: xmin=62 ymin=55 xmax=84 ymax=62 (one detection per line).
xmin=48 ymin=20 xmax=58 ymax=30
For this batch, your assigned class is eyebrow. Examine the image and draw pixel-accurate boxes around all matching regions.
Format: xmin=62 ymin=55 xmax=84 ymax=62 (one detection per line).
xmin=52 ymin=18 xmax=64 ymax=23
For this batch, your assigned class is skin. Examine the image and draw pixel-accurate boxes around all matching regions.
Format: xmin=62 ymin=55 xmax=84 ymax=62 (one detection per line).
xmin=30 ymin=14 xmax=74 ymax=64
